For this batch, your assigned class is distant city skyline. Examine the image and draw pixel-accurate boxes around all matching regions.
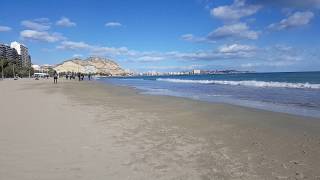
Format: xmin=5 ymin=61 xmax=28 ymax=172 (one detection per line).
xmin=1 ymin=0 xmax=320 ymax=72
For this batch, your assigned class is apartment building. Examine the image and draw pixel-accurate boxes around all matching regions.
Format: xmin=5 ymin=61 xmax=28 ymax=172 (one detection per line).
xmin=0 ymin=43 xmax=20 ymax=64
xmin=10 ymin=41 xmax=31 ymax=67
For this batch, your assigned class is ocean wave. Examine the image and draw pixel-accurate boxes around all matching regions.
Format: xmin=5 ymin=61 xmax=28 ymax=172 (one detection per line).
xmin=156 ymin=78 xmax=320 ymax=89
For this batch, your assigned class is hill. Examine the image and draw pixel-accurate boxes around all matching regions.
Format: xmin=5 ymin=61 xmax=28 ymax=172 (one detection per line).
xmin=54 ymin=57 xmax=127 ymax=76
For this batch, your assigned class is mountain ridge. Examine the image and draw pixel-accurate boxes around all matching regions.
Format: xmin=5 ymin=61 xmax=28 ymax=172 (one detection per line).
xmin=54 ymin=56 xmax=127 ymax=76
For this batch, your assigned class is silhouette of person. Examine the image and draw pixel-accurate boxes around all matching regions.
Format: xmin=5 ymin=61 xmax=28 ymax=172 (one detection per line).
xmin=53 ymin=71 xmax=58 ymax=84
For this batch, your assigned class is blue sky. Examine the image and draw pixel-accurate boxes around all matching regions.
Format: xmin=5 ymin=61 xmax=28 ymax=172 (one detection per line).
xmin=0 ymin=0 xmax=319 ymax=72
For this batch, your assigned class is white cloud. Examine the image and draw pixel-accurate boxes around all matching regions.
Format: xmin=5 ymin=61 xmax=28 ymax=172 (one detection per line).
xmin=21 ymin=19 xmax=51 ymax=31
xmin=249 ymin=0 xmax=320 ymax=9
xmin=268 ymin=11 xmax=314 ymax=30
xmin=57 ymin=41 xmax=91 ymax=50
xmin=0 ymin=26 xmax=11 ymax=32
xmin=169 ymin=51 xmax=218 ymax=61
xmin=164 ymin=49 xmax=256 ymax=61
xmin=146 ymin=64 xmax=205 ymax=71
xmin=183 ymin=23 xmax=259 ymax=43
xmin=208 ymin=23 xmax=259 ymax=40
xmin=183 ymin=0 xmax=260 ymax=43
xmin=239 ymin=44 xmax=306 ymax=70
xmin=57 ymin=40 xmax=130 ymax=57
xmin=91 ymin=46 xmax=129 ymax=56
xmin=56 ymin=40 xmax=318 ymax=71
xmin=181 ymin=34 xmax=196 ymax=41
xmin=136 ymin=56 xmax=165 ymax=62
xmin=218 ymin=44 xmax=256 ymax=53
xmin=241 ymin=61 xmax=296 ymax=68
xmin=20 ymin=30 xmax=65 ymax=42
xmin=105 ymin=22 xmax=122 ymax=27
xmin=180 ymin=34 xmax=211 ymax=43
xmin=56 ymin=17 xmax=76 ymax=27
xmin=57 ymin=40 xmax=256 ymax=62
xmin=274 ymin=44 xmax=293 ymax=51
xmin=211 ymin=0 xmax=261 ymax=21
xmin=20 ymin=18 xmax=72 ymax=43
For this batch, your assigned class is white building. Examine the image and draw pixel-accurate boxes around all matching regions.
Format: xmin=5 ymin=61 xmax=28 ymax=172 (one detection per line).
xmin=10 ymin=41 xmax=31 ymax=67
xmin=31 ymin=64 xmax=41 ymax=71
xmin=192 ymin=69 xmax=201 ymax=75
xmin=32 ymin=64 xmax=53 ymax=73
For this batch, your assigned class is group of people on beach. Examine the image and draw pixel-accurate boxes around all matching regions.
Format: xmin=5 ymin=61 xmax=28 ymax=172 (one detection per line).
xmin=53 ymin=71 xmax=92 ymax=84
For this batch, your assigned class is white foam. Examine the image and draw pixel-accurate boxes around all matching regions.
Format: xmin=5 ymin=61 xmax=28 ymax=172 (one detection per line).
xmin=156 ymin=78 xmax=320 ymax=89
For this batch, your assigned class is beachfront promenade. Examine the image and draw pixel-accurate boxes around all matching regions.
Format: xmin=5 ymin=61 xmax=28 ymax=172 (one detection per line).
xmin=1 ymin=79 xmax=320 ymax=179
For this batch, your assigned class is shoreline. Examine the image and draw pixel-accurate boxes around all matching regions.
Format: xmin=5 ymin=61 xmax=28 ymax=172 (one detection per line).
xmin=93 ymin=80 xmax=320 ymax=129
xmin=96 ymin=78 xmax=320 ymax=119
xmin=96 ymin=76 xmax=320 ymax=119
xmin=1 ymin=79 xmax=320 ymax=179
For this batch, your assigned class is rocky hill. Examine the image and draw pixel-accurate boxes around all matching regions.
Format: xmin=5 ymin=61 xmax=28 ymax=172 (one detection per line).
xmin=54 ymin=57 xmax=127 ymax=76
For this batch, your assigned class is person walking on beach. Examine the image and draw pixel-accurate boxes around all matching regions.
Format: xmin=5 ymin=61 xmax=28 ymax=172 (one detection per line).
xmin=53 ymin=71 xmax=58 ymax=84
xmin=77 ymin=73 xmax=81 ymax=81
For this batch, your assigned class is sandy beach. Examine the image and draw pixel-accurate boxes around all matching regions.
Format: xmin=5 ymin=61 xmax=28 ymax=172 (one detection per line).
xmin=1 ymin=79 xmax=320 ymax=180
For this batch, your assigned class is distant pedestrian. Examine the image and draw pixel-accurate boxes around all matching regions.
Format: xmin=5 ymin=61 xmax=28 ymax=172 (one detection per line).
xmin=77 ymin=73 xmax=81 ymax=81
xmin=88 ymin=73 xmax=91 ymax=80
xmin=81 ymin=74 xmax=84 ymax=81
xmin=53 ymin=72 xmax=58 ymax=84
xmin=65 ymin=74 xmax=68 ymax=80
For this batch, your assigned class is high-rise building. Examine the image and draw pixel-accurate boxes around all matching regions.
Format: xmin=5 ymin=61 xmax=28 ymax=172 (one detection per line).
xmin=0 ymin=43 xmax=19 ymax=64
xmin=0 ymin=44 xmax=7 ymax=59
xmin=10 ymin=41 xmax=31 ymax=67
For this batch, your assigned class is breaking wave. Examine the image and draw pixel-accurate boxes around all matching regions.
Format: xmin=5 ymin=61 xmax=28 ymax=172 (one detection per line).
xmin=156 ymin=78 xmax=320 ymax=89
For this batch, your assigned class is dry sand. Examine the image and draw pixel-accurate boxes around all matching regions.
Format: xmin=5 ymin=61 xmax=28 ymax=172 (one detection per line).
xmin=0 ymin=79 xmax=320 ymax=180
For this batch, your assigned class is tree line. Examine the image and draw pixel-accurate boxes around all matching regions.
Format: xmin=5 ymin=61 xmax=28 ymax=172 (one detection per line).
xmin=0 ymin=58 xmax=34 ymax=78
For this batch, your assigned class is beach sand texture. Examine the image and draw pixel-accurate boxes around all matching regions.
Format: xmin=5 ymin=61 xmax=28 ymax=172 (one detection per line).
xmin=1 ymin=79 xmax=320 ymax=180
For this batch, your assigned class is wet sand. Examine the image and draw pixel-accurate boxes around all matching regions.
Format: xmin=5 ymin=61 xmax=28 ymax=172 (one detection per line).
xmin=0 ymin=79 xmax=320 ymax=180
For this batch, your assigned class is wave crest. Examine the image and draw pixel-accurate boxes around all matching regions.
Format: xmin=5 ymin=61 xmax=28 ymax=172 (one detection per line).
xmin=156 ymin=78 xmax=320 ymax=89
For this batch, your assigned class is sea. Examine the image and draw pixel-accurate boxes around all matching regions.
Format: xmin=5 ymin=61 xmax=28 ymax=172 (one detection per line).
xmin=96 ymin=71 xmax=320 ymax=118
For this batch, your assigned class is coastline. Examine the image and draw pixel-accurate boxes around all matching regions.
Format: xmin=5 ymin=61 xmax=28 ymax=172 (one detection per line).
xmin=97 ymin=73 xmax=320 ymax=119
xmin=1 ymin=79 xmax=320 ymax=179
